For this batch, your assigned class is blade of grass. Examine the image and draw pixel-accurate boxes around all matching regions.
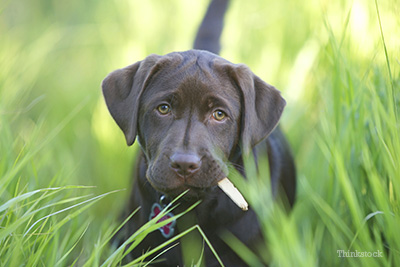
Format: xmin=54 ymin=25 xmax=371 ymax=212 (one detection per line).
xmin=374 ymin=0 xmax=397 ymax=121
xmin=221 ymin=231 xmax=263 ymax=267
xmin=55 ymin=223 xmax=90 ymax=266
xmin=24 ymin=189 xmax=122 ymax=237
xmin=125 ymin=225 xmax=224 ymax=267
xmin=83 ymin=207 xmax=140 ymax=267
xmin=0 ymin=186 xmax=95 ymax=214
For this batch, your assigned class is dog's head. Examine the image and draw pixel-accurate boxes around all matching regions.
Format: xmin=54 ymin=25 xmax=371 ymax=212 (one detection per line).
xmin=102 ymin=50 xmax=285 ymax=198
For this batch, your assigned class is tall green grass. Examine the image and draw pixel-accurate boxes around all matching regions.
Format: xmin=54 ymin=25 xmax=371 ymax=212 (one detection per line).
xmin=1 ymin=0 xmax=399 ymax=266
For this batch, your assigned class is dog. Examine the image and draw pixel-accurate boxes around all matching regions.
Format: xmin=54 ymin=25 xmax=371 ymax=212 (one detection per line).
xmin=102 ymin=0 xmax=296 ymax=266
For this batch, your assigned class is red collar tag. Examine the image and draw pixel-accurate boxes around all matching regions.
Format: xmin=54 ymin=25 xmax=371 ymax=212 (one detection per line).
xmin=149 ymin=203 xmax=176 ymax=238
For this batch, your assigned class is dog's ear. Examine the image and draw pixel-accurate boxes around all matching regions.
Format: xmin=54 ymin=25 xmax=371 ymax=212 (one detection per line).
xmin=102 ymin=54 xmax=161 ymax=146
xmin=222 ymin=63 xmax=286 ymax=154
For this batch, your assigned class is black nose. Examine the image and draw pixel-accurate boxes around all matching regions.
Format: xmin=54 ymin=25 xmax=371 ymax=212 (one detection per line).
xmin=170 ymin=152 xmax=201 ymax=177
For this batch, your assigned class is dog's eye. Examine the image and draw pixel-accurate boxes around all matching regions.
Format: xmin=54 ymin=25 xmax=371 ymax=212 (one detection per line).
xmin=212 ymin=110 xmax=226 ymax=121
xmin=157 ymin=104 xmax=171 ymax=115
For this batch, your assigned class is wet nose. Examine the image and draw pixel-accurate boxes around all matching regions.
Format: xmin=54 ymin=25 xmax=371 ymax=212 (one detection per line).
xmin=170 ymin=152 xmax=201 ymax=177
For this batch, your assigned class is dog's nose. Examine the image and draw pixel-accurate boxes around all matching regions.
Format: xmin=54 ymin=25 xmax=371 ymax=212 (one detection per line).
xmin=170 ymin=152 xmax=201 ymax=177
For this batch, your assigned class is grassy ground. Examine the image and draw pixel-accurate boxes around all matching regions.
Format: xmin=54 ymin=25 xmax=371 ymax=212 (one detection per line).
xmin=1 ymin=0 xmax=399 ymax=266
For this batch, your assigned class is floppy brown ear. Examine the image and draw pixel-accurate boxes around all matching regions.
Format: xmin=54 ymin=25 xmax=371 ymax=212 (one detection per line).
xmin=101 ymin=54 xmax=160 ymax=146
xmin=226 ymin=64 xmax=286 ymax=154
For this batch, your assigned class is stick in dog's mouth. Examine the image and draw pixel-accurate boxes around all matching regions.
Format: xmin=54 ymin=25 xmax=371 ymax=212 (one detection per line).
xmin=218 ymin=177 xmax=249 ymax=211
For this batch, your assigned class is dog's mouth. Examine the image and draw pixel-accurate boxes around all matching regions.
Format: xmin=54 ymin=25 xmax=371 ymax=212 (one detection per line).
xmin=162 ymin=183 xmax=217 ymax=201
xmin=147 ymin=171 xmax=249 ymax=210
xmin=159 ymin=179 xmax=249 ymax=211
xmin=146 ymin=159 xmax=226 ymax=200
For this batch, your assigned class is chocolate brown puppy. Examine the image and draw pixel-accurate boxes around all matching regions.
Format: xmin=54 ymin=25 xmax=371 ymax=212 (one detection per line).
xmin=102 ymin=0 xmax=296 ymax=266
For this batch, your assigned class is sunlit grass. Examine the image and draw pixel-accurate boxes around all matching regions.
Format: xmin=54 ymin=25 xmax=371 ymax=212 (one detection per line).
xmin=1 ymin=0 xmax=399 ymax=265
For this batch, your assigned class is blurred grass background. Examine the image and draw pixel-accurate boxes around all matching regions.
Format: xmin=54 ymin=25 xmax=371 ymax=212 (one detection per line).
xmin=1 ymin=0 xmax=399 ymax=266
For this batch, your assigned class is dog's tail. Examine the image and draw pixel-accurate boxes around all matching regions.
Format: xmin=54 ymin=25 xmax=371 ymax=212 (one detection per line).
xmin=193 ymin=0 xmax=229 ymax=55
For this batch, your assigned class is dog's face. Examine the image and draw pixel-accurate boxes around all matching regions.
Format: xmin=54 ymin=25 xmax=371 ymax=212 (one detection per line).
xmin=102 ymin=50 xmax=285 ymax=198
xmin=136 ymin=56 xmax=241 ymax=197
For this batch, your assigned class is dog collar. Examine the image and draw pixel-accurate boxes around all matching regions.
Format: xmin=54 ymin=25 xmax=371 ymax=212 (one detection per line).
xmin=149 ymin=195 xmax=176 ymax=239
